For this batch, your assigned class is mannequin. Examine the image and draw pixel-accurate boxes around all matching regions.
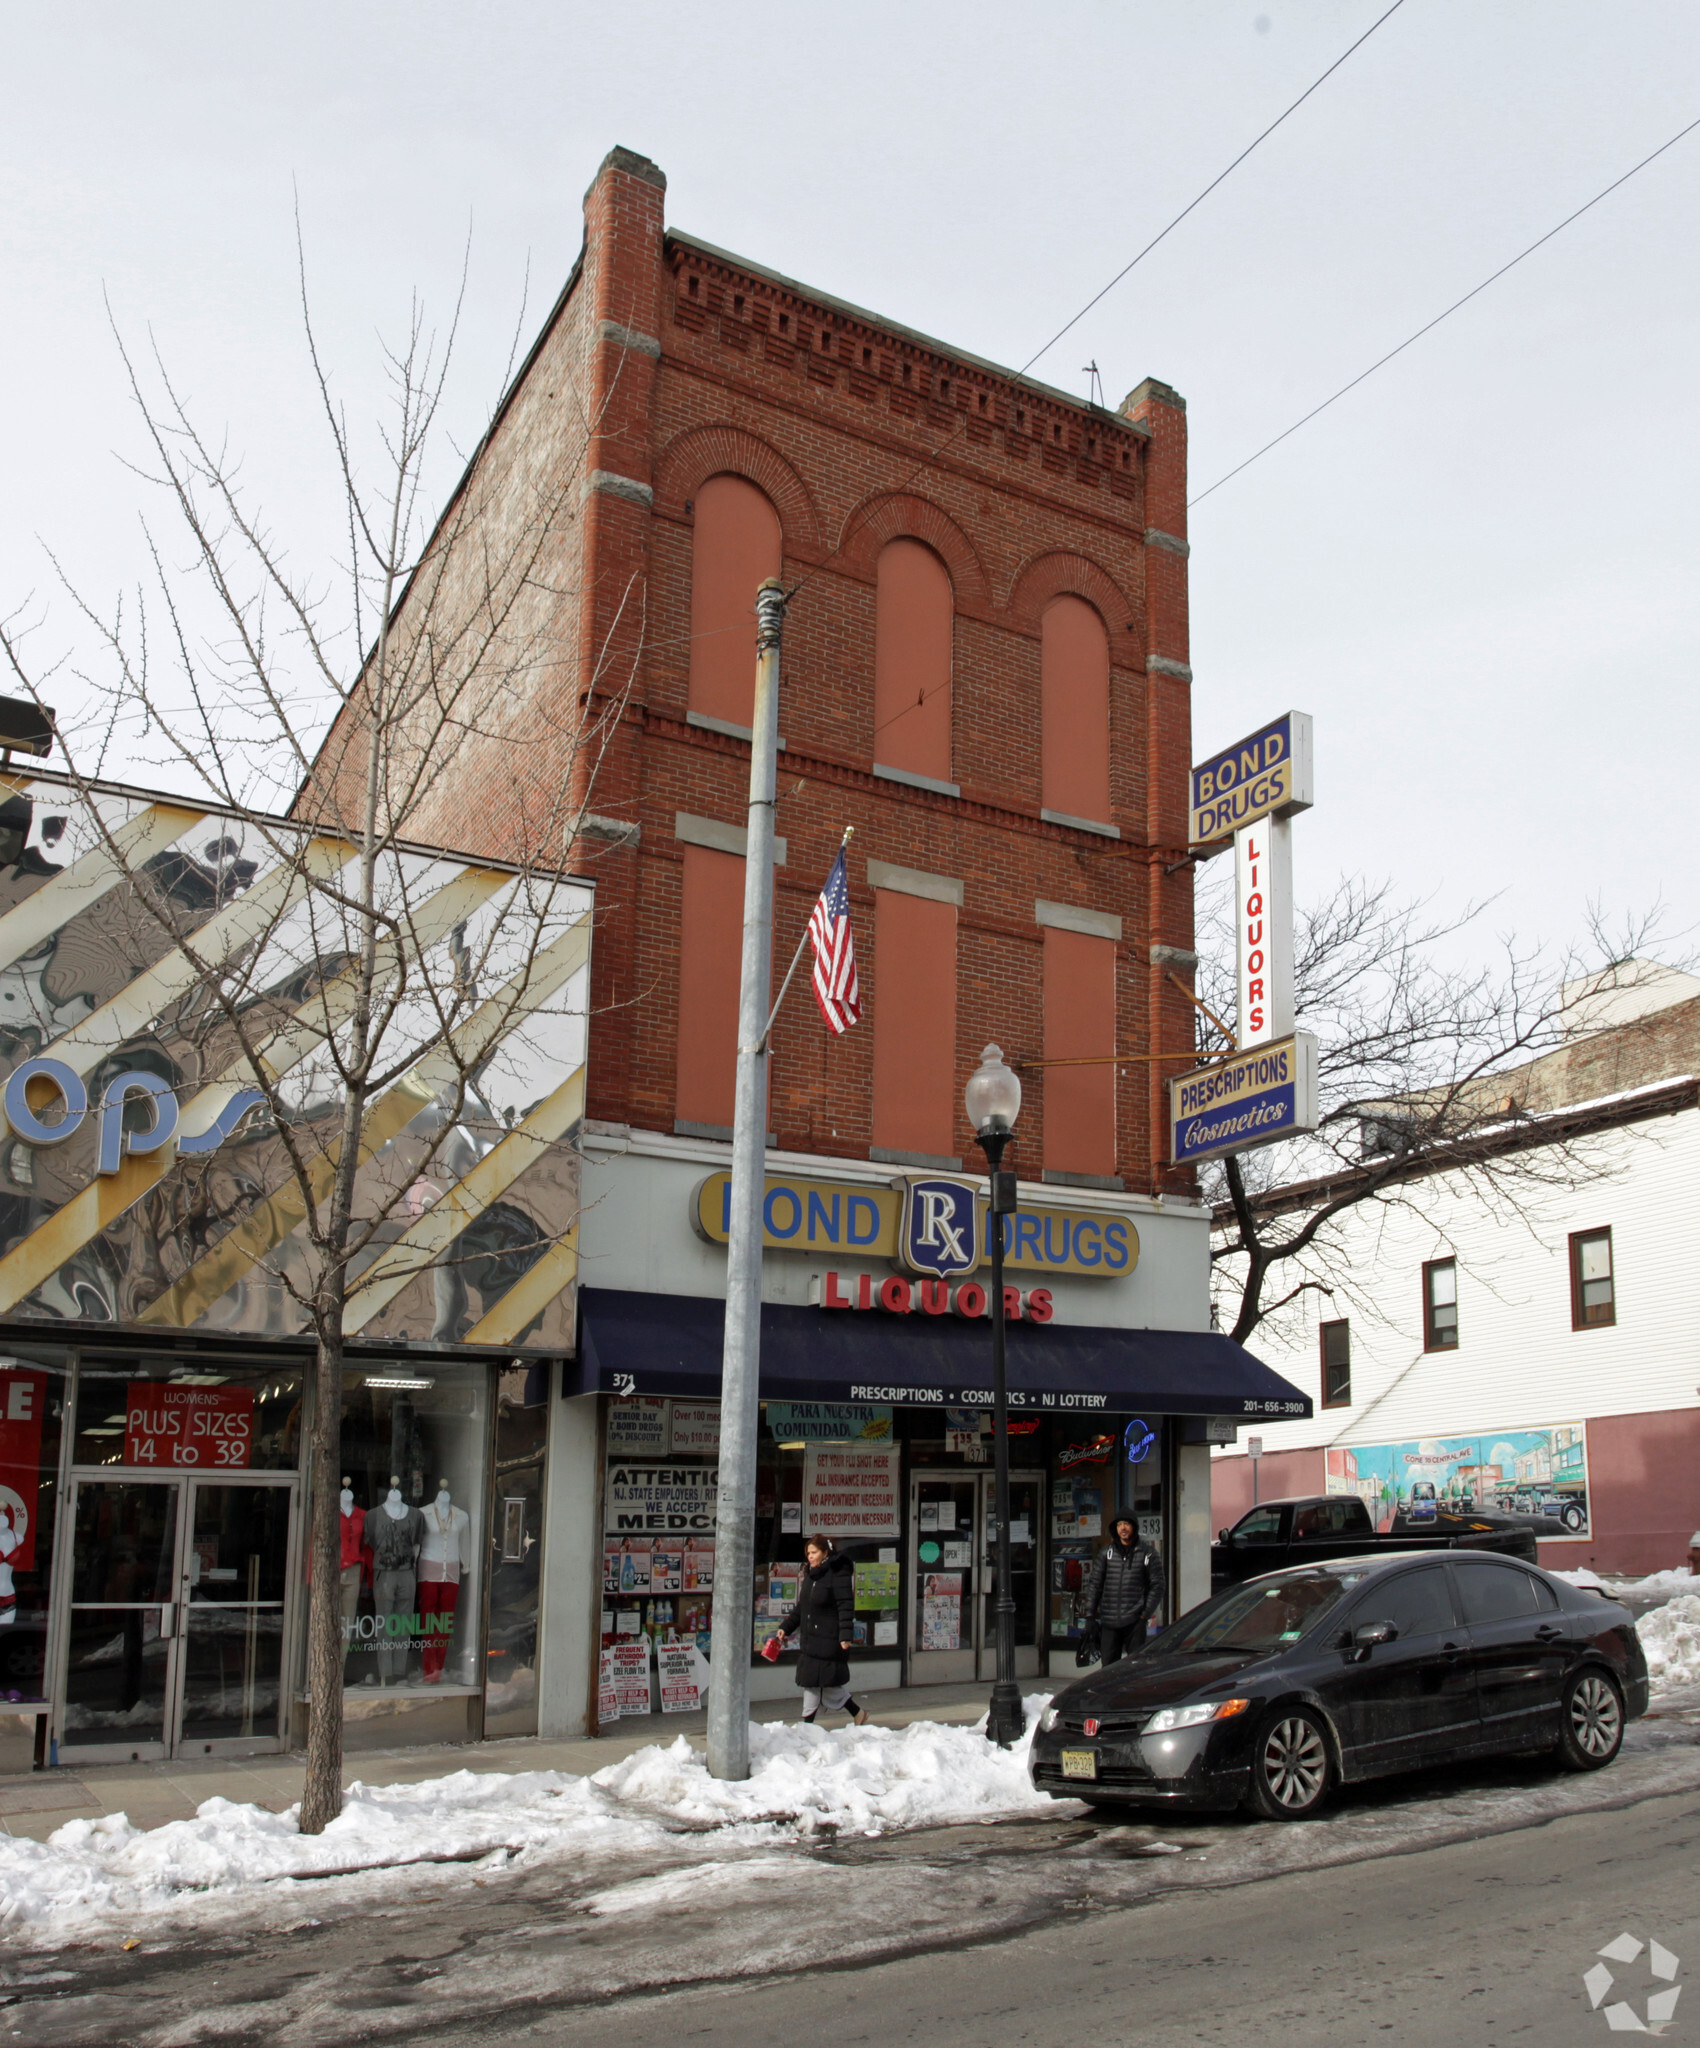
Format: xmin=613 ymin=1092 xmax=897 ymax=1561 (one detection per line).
xmin=0 ymin=1504 xmax=18 ymax=1628
xmin=362 ymin=1474 xmax=424 ymax=1685
xmin=416 ymin=1477 xmax=472 ymax=1683
xmin=338 ymin=1477 xmax=367 ymax=1632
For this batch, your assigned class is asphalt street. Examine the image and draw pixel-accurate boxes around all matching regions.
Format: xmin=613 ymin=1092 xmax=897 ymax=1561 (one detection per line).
xmin=511 ymin=1786 xmax=1700 ymax=2048
xmin=8 ymin=1733 xmax=1700 ymax=2048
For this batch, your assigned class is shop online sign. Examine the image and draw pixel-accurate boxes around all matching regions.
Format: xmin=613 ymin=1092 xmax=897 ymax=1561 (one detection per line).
xmin=694 ymin=1171 xmax=1138 ymax=1279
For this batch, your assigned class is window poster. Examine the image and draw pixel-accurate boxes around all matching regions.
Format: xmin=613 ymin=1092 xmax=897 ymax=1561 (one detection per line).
xmin=683 ymin=1540 xmax=715 ymax=1591
xmin=853 ymin=1562 xmax=900 ymax=1610
xmin=598 ymin=1649 xmax=619 ymax=1725
xmin=1325 ymin=1424 xmax=1591 ymax=1538
xmin=652 ymin=1539 xmax=685 ymax=1592
xmin=0 ymin=1369 xmax=46 ymax=1571
xmin=606 ymin=1463 xmax=719 ymax=1536
xmin=921 ymin=1599 xmax=959 ymax=1651
xmin=803 ymin=1445 xmax=900 ymax=1538
xmin=658 ymin=1642 xmax=700 ymax=1713
xmin=607 ymin=1396 xmax=670 ymax=1456
xmin=610 ymin=1638 xmax=654 ymax=1715
xmin=669 ymin=1403 xmax=722 ymax=1455
xmin=617 ymin=1542 xmax=652 ymax=1593
xmin=766 ymin=1402 xmax=893 ymax=1443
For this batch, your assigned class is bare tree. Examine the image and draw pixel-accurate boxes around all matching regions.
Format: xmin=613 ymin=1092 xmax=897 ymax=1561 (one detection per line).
xmin=1194 ymin=872 xmax=1676 ymax=1348
xmin=0 ymin=253 xmax=637 ymax=1831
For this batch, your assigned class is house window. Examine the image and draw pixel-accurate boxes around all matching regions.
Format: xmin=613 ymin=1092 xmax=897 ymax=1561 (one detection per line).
xmin=1422 ymin=1258 xmax=1458 ymax=1351
xmin=1570 ymin=1228 xmax=1616 ymax=1329
xmin=1320 ymin=1320 xmax=1351 ymax=1407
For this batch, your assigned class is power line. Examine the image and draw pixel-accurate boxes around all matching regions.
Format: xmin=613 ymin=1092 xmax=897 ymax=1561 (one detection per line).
xmin=785 ymin=0 xmax=1406 ymax=612
xmin=1190 ymin=110 xmax=1700 ymax=508
xmin=1023 ymin=0 xmax=1408 ymax=377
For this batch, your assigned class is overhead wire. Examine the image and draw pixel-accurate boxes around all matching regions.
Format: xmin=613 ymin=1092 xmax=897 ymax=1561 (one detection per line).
xmin=1189 ymin=109 xmax=1700 ymax=507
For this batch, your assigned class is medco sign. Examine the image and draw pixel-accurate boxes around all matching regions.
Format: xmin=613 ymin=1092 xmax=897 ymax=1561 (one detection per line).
xmin=3 ymin=1057 xmax=265 ymax=1175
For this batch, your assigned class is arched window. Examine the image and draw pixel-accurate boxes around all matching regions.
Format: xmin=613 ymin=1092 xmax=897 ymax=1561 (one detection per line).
xmin=1040 ymin=595 xmax=1111 ymax=826
xmin=688 ymin=475 xmax=783 ymax=729
xmin=873 ymin=538 xmax=953 ymax=785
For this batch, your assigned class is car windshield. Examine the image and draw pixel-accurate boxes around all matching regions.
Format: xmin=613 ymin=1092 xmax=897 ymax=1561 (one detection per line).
xmin=1165 ymin=1571 xmax=1365 ymax=1654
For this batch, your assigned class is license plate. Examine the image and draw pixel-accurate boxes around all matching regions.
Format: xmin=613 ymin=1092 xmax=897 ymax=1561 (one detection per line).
xmin=1060 ymin=1749 xmax=1098 ymax=1780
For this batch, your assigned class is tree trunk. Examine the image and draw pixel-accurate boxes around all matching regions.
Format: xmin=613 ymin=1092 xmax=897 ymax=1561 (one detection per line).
xmin=299 ymin=1320 xmax=346 ymax=1834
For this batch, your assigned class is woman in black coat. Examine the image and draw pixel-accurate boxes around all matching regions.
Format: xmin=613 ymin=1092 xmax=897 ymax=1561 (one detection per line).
xmin=771 ymin=1535 xmax=870 ymax=1724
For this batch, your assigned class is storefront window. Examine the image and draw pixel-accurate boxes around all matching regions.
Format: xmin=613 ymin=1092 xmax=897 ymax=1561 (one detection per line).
xmin=1048 ymin=1416 xmax=1167 ymax=1646
xmin=332 ymin=1360 xmax=490 ymax=1695
xmin=602 ymin=1397 xmax=718 ymax=1716
xmin=0 ymin=1346 xmax=68 ymax=1706
xmin=486 ymin=1362 xmax=549 ymax=1737
xmin=71 ymin=1353 xmax=305 ymax=1471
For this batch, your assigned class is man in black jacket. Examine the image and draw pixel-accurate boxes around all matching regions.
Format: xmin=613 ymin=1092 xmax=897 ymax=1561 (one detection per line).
xmin=1081 ymin=1515 xmax=1166 ymax=1665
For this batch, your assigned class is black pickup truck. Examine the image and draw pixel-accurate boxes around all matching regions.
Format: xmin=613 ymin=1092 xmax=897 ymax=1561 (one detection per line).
xmin=1211 ymin=1492 xmax=1549 ymax=1591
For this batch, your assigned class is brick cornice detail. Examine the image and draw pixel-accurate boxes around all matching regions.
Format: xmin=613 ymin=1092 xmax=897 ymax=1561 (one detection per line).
xmin=653 ymin=423 xmax=824 ymax=554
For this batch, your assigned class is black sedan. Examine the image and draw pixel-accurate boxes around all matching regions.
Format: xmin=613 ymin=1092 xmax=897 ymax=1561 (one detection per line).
xmin=1030 ymin=1550 xmax=1649 ymax=1821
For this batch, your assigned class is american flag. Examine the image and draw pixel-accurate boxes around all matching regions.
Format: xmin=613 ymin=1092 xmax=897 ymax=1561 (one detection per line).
xmin=808 ymin=845 xmax=862 ymax=1034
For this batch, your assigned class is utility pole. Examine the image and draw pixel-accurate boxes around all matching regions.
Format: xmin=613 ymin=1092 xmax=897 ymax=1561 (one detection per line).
xmin=706 ymin=576 xmax=786 ymax=1781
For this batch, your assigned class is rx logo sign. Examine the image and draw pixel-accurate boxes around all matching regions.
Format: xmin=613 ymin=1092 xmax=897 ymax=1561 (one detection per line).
xmin=900 ymin=1178 xmax=980 ymax=1279
xmin=1585 ymin=1932 xmax=1681 ymax=2034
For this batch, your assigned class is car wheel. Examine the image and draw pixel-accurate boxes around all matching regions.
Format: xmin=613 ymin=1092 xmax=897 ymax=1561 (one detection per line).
xmin=1555 ymin=1668 xmax=1624 ymax=1771
xmin=1561 ymin=1506 xmax=1585 ymax=1532
xmin=1243 ymin=1707 xmax=1333 ymax=1821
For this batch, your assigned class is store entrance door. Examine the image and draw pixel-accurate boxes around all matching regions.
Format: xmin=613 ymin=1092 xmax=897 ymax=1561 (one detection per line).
xmin=907 ymin=1469 xmax=1044 ymax=1686
xmin=57 ymin=1474 xmax=296 ymax=1764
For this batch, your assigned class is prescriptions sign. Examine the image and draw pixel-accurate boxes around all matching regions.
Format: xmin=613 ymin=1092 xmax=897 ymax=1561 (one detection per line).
xmin=124 ymin=1382 xmax=255 ymax=1468
xmin=1171 ymin=1035 xmax=1319 ymax=1167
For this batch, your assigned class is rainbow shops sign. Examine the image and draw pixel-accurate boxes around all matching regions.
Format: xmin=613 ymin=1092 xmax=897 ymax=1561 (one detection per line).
xmin=4 ymin=1057 xmax=263 ymax=1173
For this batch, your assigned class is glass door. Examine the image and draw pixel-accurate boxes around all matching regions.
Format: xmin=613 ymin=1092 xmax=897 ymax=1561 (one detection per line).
xmin=978 ymin=1470 xmax=1043 ymax=1682
xmin=57 ymin=1474 xmax=296 ymax=1762
xmin=908 ymin=1474 xmax=980 ymax=1683
xmin=177 ymin=1479 xmax=292 ymax=1755
xmin=60 ymin=1479 xmax=182 ymax=1763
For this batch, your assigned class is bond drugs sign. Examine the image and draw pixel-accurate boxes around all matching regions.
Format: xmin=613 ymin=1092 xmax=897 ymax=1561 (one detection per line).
xmin=1170 ymin=1036 xmax=1319 ymax=1166
xmin=1189 ymin=711 xmax=1313 ymax=855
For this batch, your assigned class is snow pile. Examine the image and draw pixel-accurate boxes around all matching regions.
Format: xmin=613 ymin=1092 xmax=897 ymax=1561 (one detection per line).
xmin=1553 ymin=1568 xmax=1608 ymax=1591
xmin=1557 ymin=1566 xmax=1698 ymax=1600
xmin=1637 ymin=1596 xmax=1700 ymax=1691
xmin=0 ymin=1700 xmax=1055 ymax=1943
xmin=591 ymin=1694 xmax=1055 ymax=1836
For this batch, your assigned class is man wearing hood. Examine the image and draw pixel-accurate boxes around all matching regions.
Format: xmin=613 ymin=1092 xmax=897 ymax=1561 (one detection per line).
xmin=1081 ymin=1513 xmax=1166 ymax=1665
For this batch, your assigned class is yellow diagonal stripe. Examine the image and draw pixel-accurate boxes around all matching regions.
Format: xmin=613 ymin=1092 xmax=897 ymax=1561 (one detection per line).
xmin=136 ymin=915 xmax=591 ymax=1328
xmin=0 ymin=802 xmax=206 ymax=979
xmin=460 ymin=1228 xmax=579 ymax=1348
xmin=342 ymin=1065 xmax=585 ymax=1331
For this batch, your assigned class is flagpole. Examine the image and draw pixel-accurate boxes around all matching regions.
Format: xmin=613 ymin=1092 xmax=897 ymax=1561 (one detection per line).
xmin=706 ymin=577 xmax=786 ymax=1784
xmin=759 ymin=825 xmax=853 ymax=1052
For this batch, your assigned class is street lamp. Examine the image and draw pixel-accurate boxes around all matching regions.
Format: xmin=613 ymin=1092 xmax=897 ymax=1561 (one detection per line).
xmin=965 ymin=1043 xmax=1025 ymax=1748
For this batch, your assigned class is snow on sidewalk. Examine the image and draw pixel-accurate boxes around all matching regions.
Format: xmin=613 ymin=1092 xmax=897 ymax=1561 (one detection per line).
xmin=1638 ymin=1596 xmax=1700 ymax=1690
xmin=0 ymin=1699 xmax=1055 ymax=1945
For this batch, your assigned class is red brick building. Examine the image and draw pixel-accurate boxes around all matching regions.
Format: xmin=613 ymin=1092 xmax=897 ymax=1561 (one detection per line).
xmin=392 ymin=144 xmax=1200 ymax=1189
xmin=308 ymin=147 xmax=1313 ymax=1728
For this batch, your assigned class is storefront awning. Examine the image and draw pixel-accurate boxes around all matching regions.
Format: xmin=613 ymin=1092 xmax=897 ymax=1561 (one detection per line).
xmin=571 ymin=1288 xmax=1312 ymax=1420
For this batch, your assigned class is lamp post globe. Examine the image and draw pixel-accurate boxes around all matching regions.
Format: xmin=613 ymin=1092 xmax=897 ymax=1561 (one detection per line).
xmin=967 ymin=1042 xmax=1026 ymax=1748
xmin=965 ymin=1043 xmax=1022 ymax=1137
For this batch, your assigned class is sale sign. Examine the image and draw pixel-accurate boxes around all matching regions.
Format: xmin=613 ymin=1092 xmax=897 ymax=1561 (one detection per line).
xmin=0 ymin=1369 xmax=47 ymax=1570
xmin=125 ymin=1382 xmax=255 ymax=1469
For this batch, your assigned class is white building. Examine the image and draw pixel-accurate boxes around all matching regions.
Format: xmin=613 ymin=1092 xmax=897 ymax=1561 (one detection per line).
xmin=1211 ymin=970 xmax=1700 ymax=1576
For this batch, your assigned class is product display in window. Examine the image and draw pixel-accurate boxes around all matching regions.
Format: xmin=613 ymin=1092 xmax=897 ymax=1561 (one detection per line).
xmin=339 ymin=1478 xmax=368 ymax=1626
xmin=418 ymin=1479 xmax=472 ymax=1684
xmin=363 ymin=1476 xmax=424 ymax=1687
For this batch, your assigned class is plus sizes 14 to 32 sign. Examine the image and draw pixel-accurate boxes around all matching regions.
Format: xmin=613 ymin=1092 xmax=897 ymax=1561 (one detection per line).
xmin=125 ymin=1382 xmax=255 ymax=1468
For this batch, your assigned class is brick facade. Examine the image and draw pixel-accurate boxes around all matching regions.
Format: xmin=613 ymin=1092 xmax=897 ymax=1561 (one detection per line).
xmin=337 ymin=146 xmax=1199 ymax=1193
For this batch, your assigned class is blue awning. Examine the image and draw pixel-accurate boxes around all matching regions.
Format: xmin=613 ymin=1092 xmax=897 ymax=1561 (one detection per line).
xmin=571 ymin=1287 xmax=1311 ymax=1421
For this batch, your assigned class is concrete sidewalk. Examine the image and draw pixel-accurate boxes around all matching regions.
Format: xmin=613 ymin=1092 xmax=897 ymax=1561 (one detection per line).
xmin=0 ymin=1682 xmax=998 ymax=1842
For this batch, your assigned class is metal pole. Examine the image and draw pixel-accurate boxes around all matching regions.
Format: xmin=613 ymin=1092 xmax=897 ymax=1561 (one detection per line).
xmin=981 ymin=1133 xmax=1025 ymax=1748
xmin=706 ymin=577 xmax=786 ymax=1782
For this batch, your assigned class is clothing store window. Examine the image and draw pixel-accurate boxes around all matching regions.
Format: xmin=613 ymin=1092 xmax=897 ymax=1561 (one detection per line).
xmin=330 ymin=1361 xmax=490 ymax=1697
xmin=0 ymin=1346 xmax=69 ymax=1719
xmin=486 ymin=1361 xmax=549 ymax=1737
xmin=71 ymin=1353 xmax=304 ymax=1470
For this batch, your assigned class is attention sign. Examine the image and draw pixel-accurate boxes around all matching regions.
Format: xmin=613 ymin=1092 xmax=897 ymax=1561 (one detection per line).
xmin=1170 ymin=1036 xmax=1319 ymax=1166
xmin=124 ymin=1382 xmax=255 ymax=1468
xmin=1189 ymin=711 xmax=1313 ymax=855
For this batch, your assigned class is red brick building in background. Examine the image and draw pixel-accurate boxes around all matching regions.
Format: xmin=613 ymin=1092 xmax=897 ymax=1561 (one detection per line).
xmin=312 ymin=147 xmax=1313 ymax=1733
xmin=397 ymin=144 xmax=1201 ymax=1187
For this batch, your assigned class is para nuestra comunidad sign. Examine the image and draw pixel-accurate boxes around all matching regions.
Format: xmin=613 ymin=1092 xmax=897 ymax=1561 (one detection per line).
xmin=3 ymin=1056 xmax=264 ymax=1175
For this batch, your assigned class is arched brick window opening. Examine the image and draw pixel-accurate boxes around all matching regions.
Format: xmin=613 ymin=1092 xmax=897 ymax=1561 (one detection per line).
xmin=872 ymin=538 xmax=953 ymax=785
xmin=1040 ymin=595 xmax=1112 ymax=826
xmin=687 ymin=474 xmax=783 ymax=729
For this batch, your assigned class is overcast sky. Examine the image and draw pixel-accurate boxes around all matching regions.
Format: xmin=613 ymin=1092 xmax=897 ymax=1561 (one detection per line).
xmin=3 ymin=2 xmax=1696 ymax=969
